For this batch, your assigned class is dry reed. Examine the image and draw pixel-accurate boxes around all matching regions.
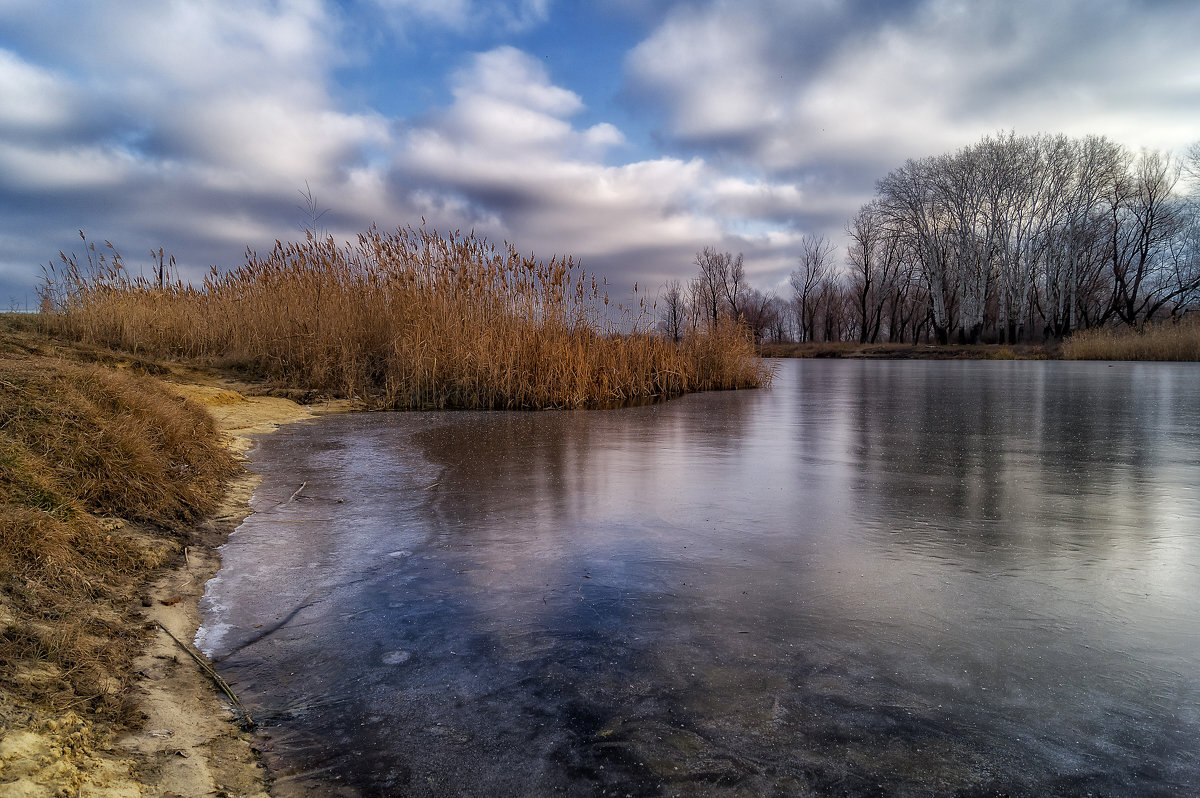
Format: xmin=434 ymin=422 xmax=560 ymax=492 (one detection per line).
xmin=1062 ymin=317 xmax=1200 ymax=361
xmin=40 ymin=228 xmax=770 ymax=408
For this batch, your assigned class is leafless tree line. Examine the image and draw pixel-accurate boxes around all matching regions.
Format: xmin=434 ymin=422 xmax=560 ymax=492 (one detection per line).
xmin=661 ymin=132 xmax=1200 ymax=344
xmin=870 ymin=132 xmax=1200 ymax=343
xmin=659 ymin=247 xmax=791 ymax=343
xmin=658 ymin=236 xmax=932 ymax=345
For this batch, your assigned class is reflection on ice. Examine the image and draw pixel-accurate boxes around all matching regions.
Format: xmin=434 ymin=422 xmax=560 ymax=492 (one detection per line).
xmin=198 ymin=359 xmax=1200 ymax=796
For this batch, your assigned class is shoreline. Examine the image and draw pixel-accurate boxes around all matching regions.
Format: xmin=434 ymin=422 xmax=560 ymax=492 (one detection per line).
xmin=116 ymin=383 xmax=355 ymax=796
xmin=758 ymin=341 xmax=1057 ymax=360
xmin=114 ymin=462 xmax=270 ymax=797
xmin=0 ymin=361 xmax=349 ymax=797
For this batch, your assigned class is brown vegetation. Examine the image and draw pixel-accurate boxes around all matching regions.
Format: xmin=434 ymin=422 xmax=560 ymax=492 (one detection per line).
xmin=2 ymin=223 xmax=766 ymax=790
xmin=1061 ymin=317 xmax=1200 ymax=361
xmin=41 ymin=227 xmax=770 ymax=408
xmin=0 ymin=326 xmax=237 ymax=726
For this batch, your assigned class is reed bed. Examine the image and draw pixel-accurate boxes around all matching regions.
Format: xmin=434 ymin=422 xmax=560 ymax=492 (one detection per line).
xmin=41 ymin=228 xmax=769 ymax=408
xmin=1062 ymin=317 xmax=1200 ymax=361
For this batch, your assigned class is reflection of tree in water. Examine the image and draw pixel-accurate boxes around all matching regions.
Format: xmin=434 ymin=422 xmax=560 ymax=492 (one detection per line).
xmin=842 ymin=360 xmax=1187 ymax=558
xmin=211 ymin=363 xmax=1200 ymax=796
xmin=410 ymin=387 xmax=764 ymax=537
xmin=346 ymin=393 xmax=778 ymax=794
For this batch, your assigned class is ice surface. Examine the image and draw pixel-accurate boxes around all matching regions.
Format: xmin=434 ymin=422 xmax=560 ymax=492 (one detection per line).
xmin=200 ymin=360 xmax=1200 ymax=796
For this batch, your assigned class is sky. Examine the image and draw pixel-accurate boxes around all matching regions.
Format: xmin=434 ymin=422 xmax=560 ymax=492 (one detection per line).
xmin=2 ymin=0 xmax=1199 ymax=309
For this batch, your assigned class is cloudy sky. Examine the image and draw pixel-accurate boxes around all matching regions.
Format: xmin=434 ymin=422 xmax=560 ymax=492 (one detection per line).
xmin=2 ymin=0 xmax=1198 ymax=307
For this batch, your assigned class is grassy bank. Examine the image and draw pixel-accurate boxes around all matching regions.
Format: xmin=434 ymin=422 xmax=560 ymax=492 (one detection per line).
xmin=1 ymin=315 xmax=239 ymax=784
xmin=41 ymin=227 xmax=770 ymax=408
xmin=1061 ymin=318 xmax=1200 ymax=361
xmin=0 ymin=344 xmax=237 ymax=721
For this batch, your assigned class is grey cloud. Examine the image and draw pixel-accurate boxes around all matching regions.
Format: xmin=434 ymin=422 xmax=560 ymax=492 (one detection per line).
xmin=0 ymin=1 xmax=395 ymax=302
xmin=619 ymin=0 xmax=1200 ymax=259
xmin=20 ymin=0 xmax=1195 ymax=310
xmin=0 ymin=1 xmax=842 ymax=305
xmin=623 ymin=0 xmax=923 ymax=147
xmin=629 ymin=0 xmax=1200 ymax=163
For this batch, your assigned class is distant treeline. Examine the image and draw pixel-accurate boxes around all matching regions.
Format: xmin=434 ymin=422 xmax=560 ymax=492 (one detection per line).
xmin=662 ymin=133 xmax=1200 ymax=345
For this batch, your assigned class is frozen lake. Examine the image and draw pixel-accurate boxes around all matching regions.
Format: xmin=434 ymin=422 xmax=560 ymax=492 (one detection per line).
xmin=199 ymin=359 xmax=1200 ymax=796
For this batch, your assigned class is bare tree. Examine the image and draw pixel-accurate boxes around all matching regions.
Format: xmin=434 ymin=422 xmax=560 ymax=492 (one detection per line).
xmin=847 ymin=201 xmax=907 ymax=343
xmin=692 ymin=246 xmax=748 ymax=325
xmin=692 ymin=247 xmax=726 ymax=326
xmin=737 ymin=288 xmax=779 ymax=342
xmin=817 ymin=275 xmax=852 ymax=342
xmin=877 ymin=158 xmax=955 ymax=343
xmin=1040 ymin=135 xmax=1123 ymax=337
xmin=763 ymin=294 xmax=791 ymax=342
xmin=790 ymin=235 xmax=835 ymax=342
xmin=722 ymin=252 xmax=748 ymax=320
xmin=870 ymin=131 xmax=1200 ymax=340
xmin=659 ymin=279 xmax=687 ymax=343
xmin=1106 ymin=149 xmax=1196 ymax=327
xmin=1184 ymin=140 xmax=1200 ymax=184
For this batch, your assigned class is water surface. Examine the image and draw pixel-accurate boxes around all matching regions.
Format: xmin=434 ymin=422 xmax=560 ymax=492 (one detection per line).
xmin=198 ymin=359 xmax=1200 ymax=796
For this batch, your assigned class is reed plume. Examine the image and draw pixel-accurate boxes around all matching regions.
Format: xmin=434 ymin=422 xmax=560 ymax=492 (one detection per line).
xmin=41 ymin=227 xmax=770 ymax=408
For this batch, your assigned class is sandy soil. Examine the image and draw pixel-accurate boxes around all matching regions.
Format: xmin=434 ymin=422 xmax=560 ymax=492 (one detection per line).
xmin=112 ymin=464 xmax=272 ymax=798
xmin=1 ymin=378 xmax=352 ymax=797
xmin=118 ymin=383 xmax=353 ymax=797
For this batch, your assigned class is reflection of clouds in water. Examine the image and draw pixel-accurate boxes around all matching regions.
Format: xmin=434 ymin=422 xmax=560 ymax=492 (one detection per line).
xmin=196 ymin=418 xmax=442 ymax=658
xmin=202 ymin=361 xmax=1200 ymax=795
xmin=818 ymin=360 xmax=1200 ymax=683
xmin=410 ymin=395 xmax=775 ymax=635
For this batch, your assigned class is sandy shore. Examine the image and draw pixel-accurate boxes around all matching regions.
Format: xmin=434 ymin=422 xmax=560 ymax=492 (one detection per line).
xmin=116 ymin=385 xmax=327 ymax=797
xmin=124 ymin=384 xmax=354 ymax=796
xmin=1 ymin=380 xmax=349 ymax=797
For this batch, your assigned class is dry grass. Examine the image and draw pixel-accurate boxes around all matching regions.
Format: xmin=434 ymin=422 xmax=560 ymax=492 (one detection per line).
xmin=0 ymin=351 xmax=238 ymax=722
xmin=1062 ymin=317 xmax=1200 ymax=361
xmin=41 ymin=227 xmax=770 ymax=408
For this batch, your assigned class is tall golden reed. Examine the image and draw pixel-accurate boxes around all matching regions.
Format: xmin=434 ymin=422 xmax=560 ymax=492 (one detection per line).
xmin=1062 ymin=317 xmax=1200 ymax=362
xmin=41 ymin=227 xmax=770 ymax=408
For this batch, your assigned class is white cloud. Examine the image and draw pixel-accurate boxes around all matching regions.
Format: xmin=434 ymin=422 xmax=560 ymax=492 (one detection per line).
xmin=0 ymin=1 xmax=838 ymax=304
xmin=390 ymin=47 xmax=811 ymax=287
xmin=0 ymin=0 xmax=398 ymax=294
xmin=0 ymin=141 xmax=137 ymax=191
xmin=0 ymin=0 xmax=384 ymax=181
xmin=628 ymin=0 xmax=1200 ymax=169
xmin=372 ymin=0 xmax=473 ymax=29
xmin=0 ymin=50 xmax=81 ymax=136
xmin=453 ymin=46 xmax=583 ymax=116
xmin=626 ymin=7 xmax=779 ymax=142
xmin=610 ymin=0 xmax=1200 ymax=276
xmin=154 ymin=94 xmax=390 ymax=181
